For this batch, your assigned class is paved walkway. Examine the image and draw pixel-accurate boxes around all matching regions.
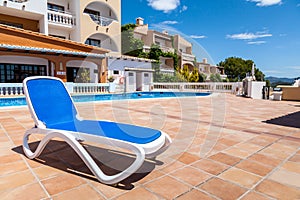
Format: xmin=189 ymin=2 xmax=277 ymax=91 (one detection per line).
xmin=0 ymin=94 xmax=299 ymax=200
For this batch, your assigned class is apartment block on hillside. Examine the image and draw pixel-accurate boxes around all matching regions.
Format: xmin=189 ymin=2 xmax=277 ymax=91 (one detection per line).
xmin=134 ymin=17 xmax=196 ymax=74
xmin=134 ymin=17 xmax=227 ymax=80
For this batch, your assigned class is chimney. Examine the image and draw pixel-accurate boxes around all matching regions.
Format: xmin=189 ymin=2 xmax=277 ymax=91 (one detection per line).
xmin=203 ymin=58 xmax=207 ymax=63
xmin=136 ymin=17 xmax=144 ymax=26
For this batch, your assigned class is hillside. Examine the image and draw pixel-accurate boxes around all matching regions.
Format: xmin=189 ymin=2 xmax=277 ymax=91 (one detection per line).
xmin=265 ymin=76 xmax=296 ymax=87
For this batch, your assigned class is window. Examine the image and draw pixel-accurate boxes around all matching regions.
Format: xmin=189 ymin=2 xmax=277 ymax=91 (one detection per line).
xmin=49 ymin=34 xmax=66 ymax=39
xmin=0 ymin=64 xmax=46 ymax=83
xmin=47 ymin=3 xmax=65 ymax=12
xmin=129 ymin=72 xmax=134 ymax=76
xmin=84 ymin=8 xmax=100 ymax=17
xmin=144 ymin=73 xmax=149 ymax=77
xmin=113 ymin=70 xmax=119 ymax=75
xmin=85 ymin=38 xmax=101 ymax=48
xmin=8 ymin=0 xmax=29 ymax=3
xmin=0 ymin=21 xmax=23 ymax=29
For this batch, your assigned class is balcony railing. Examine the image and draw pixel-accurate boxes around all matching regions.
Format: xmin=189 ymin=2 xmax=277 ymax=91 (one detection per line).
xmin=160 ymin=46 xmax=175 ymax=53
xmin=181 ymin=52 xmax=195 ymax=62
xmin=47 ymin=9 xmax=76 ymax=27
xmin=86 ymin=13 xmax=115 ymax=27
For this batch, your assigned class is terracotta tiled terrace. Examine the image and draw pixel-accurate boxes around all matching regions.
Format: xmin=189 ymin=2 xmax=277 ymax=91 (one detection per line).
xmin=0 ymin=94 xmax=300 ymax=200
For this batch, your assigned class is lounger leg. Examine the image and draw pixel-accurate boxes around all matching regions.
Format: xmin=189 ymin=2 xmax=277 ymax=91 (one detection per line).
xmin=23 ymin=128 xmax=146 ymax=185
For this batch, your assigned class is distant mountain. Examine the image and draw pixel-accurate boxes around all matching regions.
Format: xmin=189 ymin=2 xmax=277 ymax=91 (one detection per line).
xmin=265 ymin=76 xmax=296 ymax=87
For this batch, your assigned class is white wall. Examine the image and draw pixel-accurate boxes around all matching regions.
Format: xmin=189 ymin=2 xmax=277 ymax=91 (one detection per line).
xmin=251 ymin=81 xmax=266 ymax=99
xmin=0 ymin=0 xmax=47 ymax=14
xmin=0 ymin=0 xmax=47 ymax=33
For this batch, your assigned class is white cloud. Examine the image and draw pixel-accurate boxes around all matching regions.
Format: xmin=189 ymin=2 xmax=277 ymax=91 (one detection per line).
xmin=190 ymin=35 xmax=207 ymax=39
xmin=264 ymin=70 xmax=282 ymax=74
xmin=247 ymin=41 xmax=266 ymax=45
xmin=297 ymin=3 xmax=300 ymax=7
xmin=161 ymin=20 xmax=178 ymax=25
xmin=265 ymin=67 xmax=300 ymax=78
xmin=288 ymin=66 xmax=300 ymax=70
xmin=180 ymin=5 xmax=188 ymax=13
xmin=279 ymin=33 xmax=287 ymax=37
xmin=247 ymin=0 xmax=282 ymax=7
xmin=227 ymin=32 xmax=272 ymax=40
xmin=147 ymin=0 xmax=180 ymax=13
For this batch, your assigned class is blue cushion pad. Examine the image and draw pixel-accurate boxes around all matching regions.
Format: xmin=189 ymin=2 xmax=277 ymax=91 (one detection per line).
xmin=47 ymin=120 xmax=162 ymax=144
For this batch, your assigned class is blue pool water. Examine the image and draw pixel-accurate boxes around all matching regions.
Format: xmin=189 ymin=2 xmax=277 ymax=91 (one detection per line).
xmin=0 ymin=92 xmax=210 ymax=107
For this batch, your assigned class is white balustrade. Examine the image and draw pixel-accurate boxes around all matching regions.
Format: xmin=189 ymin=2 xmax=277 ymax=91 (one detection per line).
xmin=0 ymin=83 xmax=23 ymax=96
xmin=47 ymin=10 xmax=76 ymax=27
xmin=0 ymin=82 xmax=111 ymax=97
xmin=72 ymin=83 xmax=110 ymax=94
xmin=153 ymin=82 xmax=236 ymax=93
xmin=0 ymin=82 xmax=238 ymax=97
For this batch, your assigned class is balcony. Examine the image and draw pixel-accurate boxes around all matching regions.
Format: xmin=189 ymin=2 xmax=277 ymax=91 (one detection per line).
xmin=160 ymin=46 xmax=175 ymax=53
xmin=86 ymin=13 xmax=115 ymax=27
xmin=47 ymin=9 xmax=76 ymax=29
xmin=181 ymin=52 xmax=195 ymax=62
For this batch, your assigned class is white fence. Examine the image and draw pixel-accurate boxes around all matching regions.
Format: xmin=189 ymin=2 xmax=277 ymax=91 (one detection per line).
xmin=0 ymin=83 xmax=111 ymax=96
xmin=66 ymin=83 xmax=110 ymax=94
xmin=0 ymin=83 xmax=24 ymax=96
xmin=153 ymin=82 xmax=239 ymax=93
xmin=0 ymin=82 xmax=240 ymax=97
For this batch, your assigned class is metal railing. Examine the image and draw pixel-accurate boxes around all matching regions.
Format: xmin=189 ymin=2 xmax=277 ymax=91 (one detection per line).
xmin=86 ymin=13 xmax=115 ymax=27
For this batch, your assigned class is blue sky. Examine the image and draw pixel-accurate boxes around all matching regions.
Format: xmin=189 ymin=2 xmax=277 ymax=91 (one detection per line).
xmin=122 ymin=0 xmax=300 ymax=78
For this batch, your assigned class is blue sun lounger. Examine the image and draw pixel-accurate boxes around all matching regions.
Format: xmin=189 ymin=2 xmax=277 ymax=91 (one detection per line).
xmin=22 ymin=76 xmax=171 ymax=185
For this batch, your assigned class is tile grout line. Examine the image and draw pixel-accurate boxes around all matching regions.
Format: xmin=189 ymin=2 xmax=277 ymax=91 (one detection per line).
xmin=1 ymin=120 xmax=51 ymax=199
xmin=236 ymin=138 xmax=300 ymax=200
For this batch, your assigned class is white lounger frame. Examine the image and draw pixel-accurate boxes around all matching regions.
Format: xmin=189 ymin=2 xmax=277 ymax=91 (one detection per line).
xmin=22 ymin=76 xmax=171 ymax=185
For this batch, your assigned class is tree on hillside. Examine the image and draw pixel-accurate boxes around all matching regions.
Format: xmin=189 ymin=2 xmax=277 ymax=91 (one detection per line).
xmin=218 ymin=57 xmax=265 ymax=82
xmin=121 ymin=24 xmax=144 ymax=56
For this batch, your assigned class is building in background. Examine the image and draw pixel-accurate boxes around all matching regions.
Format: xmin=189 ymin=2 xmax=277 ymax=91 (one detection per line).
xmin=134 ymin=17 xmax=227 ymax=81
xmin=134 ymin=17 xmax=195 ymax=74
xmin=0 ymin=0 xmax=155 ymax=91
xmin=197 ymin=58 xmax=227 ymax=81
xmin=0 ymin=24 xmax=108 ymax=83
xmin=0 ymin=0 xmax=121 ymax=83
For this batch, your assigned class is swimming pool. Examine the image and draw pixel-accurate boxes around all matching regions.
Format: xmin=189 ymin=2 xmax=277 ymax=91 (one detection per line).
xmin=0 ymin=91 xmax=210 ymax=107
